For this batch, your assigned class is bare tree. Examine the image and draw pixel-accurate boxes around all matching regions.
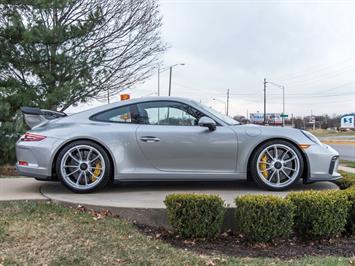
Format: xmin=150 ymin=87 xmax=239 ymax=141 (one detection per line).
xmin=0 ymin=0 xmax=166 ymax=111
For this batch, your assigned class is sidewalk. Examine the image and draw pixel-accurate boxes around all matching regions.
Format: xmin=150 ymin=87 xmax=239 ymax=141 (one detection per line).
xmin=339 ymin=165 xmax=355 ymax=174
xmin=0 ymin=178 xmax=48 ymax=201
xmin=0 ymin=166 xmax=353 ymax=203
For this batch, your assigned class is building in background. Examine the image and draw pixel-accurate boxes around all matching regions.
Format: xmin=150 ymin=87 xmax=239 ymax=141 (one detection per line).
xmin=249 ymin=113 xmax=282 ymax=126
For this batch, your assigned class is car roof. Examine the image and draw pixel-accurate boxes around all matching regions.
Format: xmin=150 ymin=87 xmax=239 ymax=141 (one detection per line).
xmin=66 ymin=96 xmax=198 ymax=118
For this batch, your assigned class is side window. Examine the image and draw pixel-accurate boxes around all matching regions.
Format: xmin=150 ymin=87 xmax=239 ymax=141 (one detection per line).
xmin=91 ymin=105 xmax=139 ymax=123
xmin=137 ymin=101 xmax=203 ymax=126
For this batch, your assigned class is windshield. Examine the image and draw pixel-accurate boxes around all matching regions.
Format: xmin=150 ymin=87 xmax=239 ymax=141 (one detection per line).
xmin=197 ymin=102 xmax=240 ymax=125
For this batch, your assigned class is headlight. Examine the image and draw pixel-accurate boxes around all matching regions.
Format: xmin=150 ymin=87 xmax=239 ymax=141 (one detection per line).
xmin=300 ymin=130 xmax=322 ymax=145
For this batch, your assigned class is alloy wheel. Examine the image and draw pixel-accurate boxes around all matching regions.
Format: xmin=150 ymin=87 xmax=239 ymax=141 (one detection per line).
xmin=256 ymin=144 xmax=300 ymax=189
xmin=60 ymin=145 xmax=106 ymax=190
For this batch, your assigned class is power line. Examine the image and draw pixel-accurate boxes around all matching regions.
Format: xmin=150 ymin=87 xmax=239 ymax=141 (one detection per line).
xmin=273 ymin=57 xmax=354 ymax=80
xmin=284 ymin=66 xmax=355 ymax=87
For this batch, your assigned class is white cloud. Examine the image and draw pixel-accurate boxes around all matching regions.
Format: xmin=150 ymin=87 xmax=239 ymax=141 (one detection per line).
xmin=70 ymin=0 xmax=355 ymax=117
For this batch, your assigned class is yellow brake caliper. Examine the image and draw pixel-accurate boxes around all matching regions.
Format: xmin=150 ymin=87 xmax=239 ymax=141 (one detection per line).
xmin=91 ymin=162 xmax=101 ymax=182
xmin=259 ymin=154 xmax=269 ymax=178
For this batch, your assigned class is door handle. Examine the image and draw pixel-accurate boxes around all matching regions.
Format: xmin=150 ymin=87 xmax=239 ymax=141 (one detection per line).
xmin=140 ymin=136 xmax=160 ymax=142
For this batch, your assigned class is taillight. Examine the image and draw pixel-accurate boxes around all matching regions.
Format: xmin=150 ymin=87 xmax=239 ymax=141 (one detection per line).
xmin=21 ymin=133 xmax=46 ymax=142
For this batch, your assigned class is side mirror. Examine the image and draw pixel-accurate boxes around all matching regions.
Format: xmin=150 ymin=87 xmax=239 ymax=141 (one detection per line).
xmin=198 ymin=116 xmax=216 ymax=131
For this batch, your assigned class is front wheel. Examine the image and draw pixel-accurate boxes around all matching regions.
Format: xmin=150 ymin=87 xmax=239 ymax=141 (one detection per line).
xmin=56 ymin=140 xmax=111 ymax=193
xmin=250 ymin=140 xmax=304 ymax=191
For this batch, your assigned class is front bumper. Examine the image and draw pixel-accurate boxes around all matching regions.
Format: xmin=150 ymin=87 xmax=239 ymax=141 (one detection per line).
xmin=303 ymin=143 xmax=342 ymax=183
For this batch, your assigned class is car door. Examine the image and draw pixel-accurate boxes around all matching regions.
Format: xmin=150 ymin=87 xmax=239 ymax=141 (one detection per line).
xmin=135 ymin=100 xmax=238 ymax=173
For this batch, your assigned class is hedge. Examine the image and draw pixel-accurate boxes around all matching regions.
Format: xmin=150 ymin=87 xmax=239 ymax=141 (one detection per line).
xmin=335 ymin=171 xmax=355 ymax=190
xmin=343 ymin=187 xmax=355 ymax=234
xmin=0 ymin=224 xmax=4 ymax=242
xmin=287 ymin=190 xmax=350 ymax=238
xmin=164 ymin=193 xmax=225 ymax=238
xmin=234 ymin=195 xmax=295 ymax=242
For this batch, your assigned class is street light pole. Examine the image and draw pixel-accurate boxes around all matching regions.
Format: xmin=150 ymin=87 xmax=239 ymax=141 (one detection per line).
xmin=263 ymin=78 xmax=267 ymax=125
xmin=168 ymin=63 xmax=185 ymax=96
xmin=264 ymin=79 xmax=286 ymax=127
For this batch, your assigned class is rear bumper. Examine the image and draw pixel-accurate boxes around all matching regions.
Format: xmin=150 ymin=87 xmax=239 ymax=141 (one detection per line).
xmin=16 ymin=165 xmax=54 ymax=181
xmin=16 ymin=136 xmax=61 ymax=180
xmin=304 ymin=144 xmax=342 ymax=183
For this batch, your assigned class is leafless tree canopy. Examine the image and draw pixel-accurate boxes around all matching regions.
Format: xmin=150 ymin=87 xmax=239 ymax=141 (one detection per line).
xmin=0 ymin=0 xmax=166 ymax=111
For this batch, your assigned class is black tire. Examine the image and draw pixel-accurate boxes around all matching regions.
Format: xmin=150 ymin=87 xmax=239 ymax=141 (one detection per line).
xmin=56 ymin=140 xmax=111 ymax=193
xmin=250 ymin=139 xmax=304 ymax=191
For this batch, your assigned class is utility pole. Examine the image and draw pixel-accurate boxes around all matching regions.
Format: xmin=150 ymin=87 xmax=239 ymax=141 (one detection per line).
xmin=282 ymin=86 xmax=285 ymax=127
xmin=157 ymin=67 xmax=160 ymax=96
xmin=168 ymin=66 xmax=172 ymax=96
xmin=226 ymin=89 xmax=230 ymax=116
xmin=263 ymin=78 xmax=267 ymax=124
xmin=107 ymin=90 xmax=110 ymax=104
xmin=311 ymin=110 xmax=315 ymax=130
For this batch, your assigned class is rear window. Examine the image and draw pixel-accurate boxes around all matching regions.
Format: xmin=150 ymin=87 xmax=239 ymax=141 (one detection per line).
xmin=91 ymin=105 xmax=139 ymax=124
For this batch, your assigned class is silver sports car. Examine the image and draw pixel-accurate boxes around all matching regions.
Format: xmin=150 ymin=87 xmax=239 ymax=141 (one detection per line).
xmin=16 ymin=97 xmax=341 ymax=193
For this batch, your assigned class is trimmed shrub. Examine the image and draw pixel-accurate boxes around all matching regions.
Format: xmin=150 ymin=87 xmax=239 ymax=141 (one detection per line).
xmin=234 ymin=195 xmax=295 ymax=242
xmin=343 ymin=187 xmax=355 ymax=234
xmin=287 ymin=190 xmax=350 ymax=238
xmin=164 ymin=193 xmax=225 ymax=238
xmin=0 ymin=224 xmax=4 ymax=242
xmin=335 ymin=171 xmax=355 ymax=190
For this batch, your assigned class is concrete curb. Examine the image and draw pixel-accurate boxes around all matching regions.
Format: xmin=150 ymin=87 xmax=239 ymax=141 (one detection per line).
xmin=44 ymin=196 xmax=238 ymax=230
xmin=39 ymin=181 xmax=339 ymax=231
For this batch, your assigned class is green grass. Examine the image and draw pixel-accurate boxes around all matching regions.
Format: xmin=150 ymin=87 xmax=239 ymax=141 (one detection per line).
xmin=340 ymin=160 xmax=355 ymax=168
xmin=0 ymin=202 xmax=353 ymax=265
xmin=310 ymin=129 xmax=355 ymax=137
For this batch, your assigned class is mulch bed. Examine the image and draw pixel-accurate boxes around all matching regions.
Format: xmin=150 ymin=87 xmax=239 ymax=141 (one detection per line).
xmin=136 ymin=224 xmax=355 ymax=259
xmin=0 ymin=164 xmax=18 ymax=176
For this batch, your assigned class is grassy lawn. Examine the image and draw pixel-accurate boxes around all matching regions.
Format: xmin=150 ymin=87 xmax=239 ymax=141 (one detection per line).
xmin=340 ymin=160 xmax=355 ymax=168
xmin=0 ymin=202 xmax=353 ymax=265
xmin=310 ymin=129 xmax=355 ymax=138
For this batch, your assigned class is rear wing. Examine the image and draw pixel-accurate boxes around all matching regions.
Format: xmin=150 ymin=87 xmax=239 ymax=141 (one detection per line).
xmin=21 ymin=107 xmax=67 ymax=129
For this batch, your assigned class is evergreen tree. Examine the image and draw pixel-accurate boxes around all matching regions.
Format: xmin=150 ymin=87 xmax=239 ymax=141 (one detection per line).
xmin=0 ymin=0 xmax=165 ymax=165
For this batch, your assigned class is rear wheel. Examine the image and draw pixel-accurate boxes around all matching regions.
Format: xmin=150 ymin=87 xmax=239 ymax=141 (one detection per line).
xmin=56 ymin=140 xmax=111 ymax=193
xmin=250 ymin=140 xmax=304 ymax=191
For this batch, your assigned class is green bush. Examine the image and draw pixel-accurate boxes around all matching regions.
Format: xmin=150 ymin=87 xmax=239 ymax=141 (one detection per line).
xmin=335 ymin=171 xmax=355 ymax=190
xmin=0 ymin=224 xmax=4 ymax=242
xmin=164 ymin=193 xmax=225 ymax=238
xmin=343 ymin=187 xmax=355 ymax=234
xmin=287 ymin=190 xmax=350 ymax=238
xmin=234 ymin=195 xmax=295 ymax=242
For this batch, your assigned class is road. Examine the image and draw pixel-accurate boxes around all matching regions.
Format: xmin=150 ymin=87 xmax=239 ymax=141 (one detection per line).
xmin=318 ymin=136 xmax=355 ymax=161
xmin=328 ymin=144 xmax=355 ymax=161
